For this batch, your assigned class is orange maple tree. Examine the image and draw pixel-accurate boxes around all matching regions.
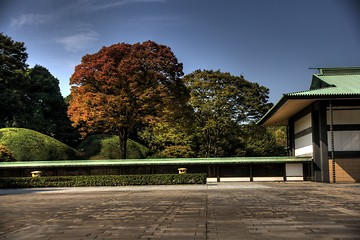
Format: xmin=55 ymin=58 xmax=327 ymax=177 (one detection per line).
xmin=68 ymin=41 xmax=188 ymax=159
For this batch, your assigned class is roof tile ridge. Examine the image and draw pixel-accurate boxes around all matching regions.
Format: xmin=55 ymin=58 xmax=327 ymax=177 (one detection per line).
xmin=318 ymin=73 xmax=360 ymax=76
xmin=285 ymin=85 xmax=336 ymax=96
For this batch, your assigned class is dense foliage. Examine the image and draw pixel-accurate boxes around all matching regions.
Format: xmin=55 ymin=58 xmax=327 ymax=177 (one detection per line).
xmin=68 ymin=41 xmax=189 ymax=158
xmin=0 ymin=174 xmax=207 ymax=188
xmin=0 ymin=143 xmax=16 ymax=162
xmin=25 ymin=65 xmax=80 ymax=146
xmin=0 ymin=33 xmax=80 ymax=146
xmin=0 ymin=33 xmax=28 ymax=127
xmin=183 ymin=70 xmax=273 ymax=157
xmin=77 ymin=134 xmax=150 ymax=159
xmin=0 ymin=128 xmax=82 ymax=161
xmin=139 ymin=108 xmax=195 ymax=158
xmin=240 ymin=124 xmax=287 ymax=156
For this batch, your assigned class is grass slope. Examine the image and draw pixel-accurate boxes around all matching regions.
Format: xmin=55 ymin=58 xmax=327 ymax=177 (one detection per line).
xmin=77 ymin=134 xmax=150 ymax=159
xmin=0 ymin=128 xmax=83 ymax=161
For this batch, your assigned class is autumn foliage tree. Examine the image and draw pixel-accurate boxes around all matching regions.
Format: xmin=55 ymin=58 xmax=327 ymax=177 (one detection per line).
xmin=68 ymin=41 xmax=188 ymax=159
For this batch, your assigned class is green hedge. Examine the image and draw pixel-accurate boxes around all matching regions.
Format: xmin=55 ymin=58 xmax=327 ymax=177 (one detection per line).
xmin=0 ymin=174 xmax=207 ymax=188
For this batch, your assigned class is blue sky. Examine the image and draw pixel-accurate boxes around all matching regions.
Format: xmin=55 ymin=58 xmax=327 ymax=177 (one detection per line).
xmin=1 ymin=0 xmax=359 ymax=103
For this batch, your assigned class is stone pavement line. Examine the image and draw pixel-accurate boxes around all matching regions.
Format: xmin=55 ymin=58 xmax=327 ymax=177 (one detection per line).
xmin=0 ymin=182 xmax=360 ymax=239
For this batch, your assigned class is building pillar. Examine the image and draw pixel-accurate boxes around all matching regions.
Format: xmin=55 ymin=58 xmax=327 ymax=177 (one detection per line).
xmin=329 ymin=101 xmax=336 ymax=183
xmin=312 ymin=102 xmax=329 ymax=182
xmin=288 ymin=119 xmax=295 ymax=156
xmin=250 ymin=165 xmax=253 ymax=182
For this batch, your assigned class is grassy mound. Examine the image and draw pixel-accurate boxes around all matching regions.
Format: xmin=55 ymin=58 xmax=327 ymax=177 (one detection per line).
xmin=0 ymin=128 xmax=83 ymax=161
xmin=77 ymin=134 xmax=150 ymax=159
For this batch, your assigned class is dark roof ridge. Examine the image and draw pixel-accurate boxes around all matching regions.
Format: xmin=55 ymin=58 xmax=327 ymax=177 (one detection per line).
xmin=310 ymin=67 xmax=360 ymax=76
xmin=316 ymin=73 xmax=360 ymax=76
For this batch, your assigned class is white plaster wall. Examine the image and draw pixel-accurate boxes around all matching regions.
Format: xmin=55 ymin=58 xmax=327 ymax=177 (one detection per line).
xmin=327 ymin=109 xmax=360 ymax=152
xmin=294 ymin=144 xmax=313 ymax=156
xmin=328 ymin=131 xmax=360 ymax=151
xmin=286 ymin=163 xmax=303 ymax=177
xmin=294 ymin=113 xmax=313 ymax=156
xmin=294 ymin=136 xmax=313 ymax=156
xmin=294 ymin=113 xmax=312 ymax=134
xmin=253 ymin=177 xmax=284 ymax=181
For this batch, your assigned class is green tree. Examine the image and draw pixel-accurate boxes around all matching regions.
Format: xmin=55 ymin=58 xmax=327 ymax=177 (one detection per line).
xmin=0 ymin=33 xmax=28 ymax=127
xmin=183 ymin=70 xmax=272 ymax=157
xmin=68 ymin=41 xmax=188 ymax=159
xmin=267 ymin=126 xmax=287 ymax=148
xmin=240 ymin=124 xmax=287 ymax=156
xmin=0 ymin=34 xmax=80 ymax=146
xmin=139 ymin=108 xmax=195 ymax=158
xmin=25 ymin=65 xmax=80 ymax=146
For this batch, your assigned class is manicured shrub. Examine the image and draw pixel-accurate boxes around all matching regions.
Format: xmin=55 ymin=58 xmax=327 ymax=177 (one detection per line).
xmin=0 ymin=128 xmax=83 ymax=161
xmin=0 ymin=174 xmax=207 ymax=188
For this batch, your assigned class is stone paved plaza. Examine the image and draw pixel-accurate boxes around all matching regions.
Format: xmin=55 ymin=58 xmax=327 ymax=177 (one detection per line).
xmin=0 ymin=182 xmax=360 ymax=240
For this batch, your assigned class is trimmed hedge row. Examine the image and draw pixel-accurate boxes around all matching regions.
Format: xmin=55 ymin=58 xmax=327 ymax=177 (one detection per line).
xmin=0 ymin=174 xmax=207 ymax=188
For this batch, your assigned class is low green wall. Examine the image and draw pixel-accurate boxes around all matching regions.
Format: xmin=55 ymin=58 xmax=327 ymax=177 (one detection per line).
xmin=0 ymin=157 xmax=313 ymax=180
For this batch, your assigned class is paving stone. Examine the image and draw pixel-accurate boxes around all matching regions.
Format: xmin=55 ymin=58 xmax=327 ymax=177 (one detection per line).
xmin=1 ymin=182 xmax=360 ymax=239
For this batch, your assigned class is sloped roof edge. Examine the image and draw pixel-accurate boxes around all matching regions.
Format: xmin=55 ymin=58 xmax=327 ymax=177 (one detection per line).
xmin=257 ymin=95 xmax=316 ymax=126
xmin=258 ymin=70 xmax=360 ymax=126
xmin=257 ymin=92 xmax=360 ymax=126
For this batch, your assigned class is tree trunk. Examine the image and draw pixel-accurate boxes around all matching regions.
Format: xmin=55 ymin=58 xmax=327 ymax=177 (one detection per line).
xmin=205 ymin=129 xmax=211 ymax=158
xmin=118 ymin=128 xmax=128 ymax=159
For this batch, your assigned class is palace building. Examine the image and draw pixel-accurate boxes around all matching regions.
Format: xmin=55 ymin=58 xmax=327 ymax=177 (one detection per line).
xmin=258 ymin=67 xmax=360 ymax=182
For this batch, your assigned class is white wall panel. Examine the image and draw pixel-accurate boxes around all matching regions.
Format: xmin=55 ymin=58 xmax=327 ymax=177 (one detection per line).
xmin=295 ymin=145 xmax=313 ymax=156
xmin=295 ymin=134 xmax=313 ymax=148
xmin=294 ymin=114 xmax=313 ymax=157
xmin=286 ymin=163 xmax=303 ymax=177
xmin=328 ymin=131 xmax=360 ymax=151
xmin=294 ymin=113 xmax=312 ymax=134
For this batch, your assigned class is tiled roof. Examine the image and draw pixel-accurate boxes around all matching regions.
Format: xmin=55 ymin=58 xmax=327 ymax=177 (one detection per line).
xmin=286 ymin=74 xmax=360 ymax=97
xmin=257 ymin=68 xmax=360 ymax=126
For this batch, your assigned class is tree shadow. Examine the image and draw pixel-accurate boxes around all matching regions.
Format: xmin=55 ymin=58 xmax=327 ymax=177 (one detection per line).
xmin=0 ymin=188 xmax=65 ymax=196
